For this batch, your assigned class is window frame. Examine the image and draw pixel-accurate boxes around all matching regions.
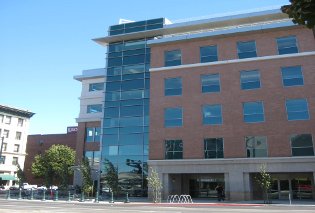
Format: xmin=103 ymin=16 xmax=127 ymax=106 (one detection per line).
xmin=240 ymin=70 xmax=261 ymax=90
xmin=285 ymin=98 xmax=310 ymax=121
xmin=164 ymin=77 xmax=182 ymax=96
xmin=201 ymin=73 xmax=221 ymax=93
xmin=165 ymin=139 xmax=183 ymax=159
xmin=276 ymin=35 xmax=299 ymax=55
xmin=245 ymin=136 xmax=268 ymax=158
xmin=164 ymin=49 xmax=182 ymax=67
xmin=164 ymin=107 xmax=183 ymax=128
xmin=237 ymin=40 xmax=257 ymax=59
xmin=200 ymin=45 xmax=218 ymax=63
xmin=281 ymin=65 xmax=304 ymax=87
xmin=204 ymin=138 xmax=224 ymax=159
xmin=290 ymin=134 xmax=314 ymax=156
xmin=243 ymin=101 xmax=265 ymax=123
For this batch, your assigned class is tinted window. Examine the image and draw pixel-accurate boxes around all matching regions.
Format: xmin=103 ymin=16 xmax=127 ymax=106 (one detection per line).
xmin=89 ymin=83 xmax=104 ymax=92
xmin=87 ymin=104 xmax=102 ymax=113
xmin=291 ymin=134 xmax=314 ymax=156
xmin=281 ymin=66 xmax=304 ymax=87
xmin=240 ymin=70 xmax=261 ymax=90
xmin=165 ymin=107 xmax=183 ymax=127
xmin=286 ymin=99 xmax=309 ymax=120
xmin=200 ymin=45 xmax=218 ymax=63
xmin=165 ymin=50 xmax=181 ymax=67
xmin=245 ymin=136 xmax=267 ymax=157
xmin=165 ymin=140 xmax=183 ymax=159
xmin=165 ymin=77 xmax=182 ymax=96
xmin=243 ymin=101 xmax=264 ymax=123
xmin=203 ymin=104 xmax=222 ymax=125
xmin=277 ymin=36 xmax=298 ymax=55
xmin=237 ymin=41 xmax=257 ymax=59
xmin=204 ymin=138 xmax=224 ymax=158
xmin=201 ymin=74 xmax=220 ymax=93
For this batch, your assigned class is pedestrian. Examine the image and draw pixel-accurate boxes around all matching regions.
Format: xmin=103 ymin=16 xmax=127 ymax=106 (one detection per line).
xmin=215 ymin=184 xmax=225 ymax=201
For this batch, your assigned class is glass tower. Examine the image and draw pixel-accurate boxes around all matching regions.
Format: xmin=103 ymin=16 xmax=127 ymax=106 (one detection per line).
xmin=101 ymin=18 xmax=164 ymax=196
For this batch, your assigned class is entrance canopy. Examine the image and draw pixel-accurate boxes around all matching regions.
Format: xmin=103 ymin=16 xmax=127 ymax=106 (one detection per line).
xmin=0 ymin=174 xmax=17 ymax=181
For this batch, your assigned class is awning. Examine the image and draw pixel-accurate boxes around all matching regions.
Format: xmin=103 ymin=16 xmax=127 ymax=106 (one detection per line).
xmin=0 ymin=174 xmax=17 ymax=181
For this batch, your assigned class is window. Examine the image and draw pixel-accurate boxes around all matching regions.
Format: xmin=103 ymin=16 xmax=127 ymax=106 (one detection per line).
xmin=243 ymin=101 xmax=265 ymax=123
xmin=164 ymin=107 xmax=183 ymax=127
xmin=15 ymin=132 xmax=22 ymax=140
xmin=165 ymin=77 xmax=182 ymax=96
xmin=281 ymin=66 xmax=304 ymax=87
xmin=240 ymin=70 xmax=261 ymax=90
xmin=85 ymin=127 xmax=101 ymax=142
xmin=204 ymin=138 xmax=224 ymax=158
xmin=277 ymin=36 xmax=298 ymax=55
xmin=200 ymin=45 xmax=218 ymax=63
xmin=87 ymin=104 xmax=102 ymax=113
xmin=165 ymin=139 xmax=183 ymax=159
xmin=89 ymin=83 xmax=104 ymax=92
xmin=201 ymin=74 xmax=220 ymax=93
xmin=4 ymin=116 xmax=11 ymax=124
xmin=84 ymin=151 xmax=101 ymax=166
xmin=165 ymin=50 xmax=181 ymax=67
xmin=245 ymin=136 xmax=267 ymax=157
xmin=12 ymin=157 xmax=18 ymax=166
xmin=202 ymin=104 xmax=222 ymax=125
xmin=17 ymin=118 xmax=24 ymax=127
xmin=291 ymin=134 xmax=314 ymax=156
xmin=286 ymin=99 xmax=309 ymax=121
xmin=2 ymin=143 xmax=7 ymax=152
xmin=14 ymin=144 xmax=20 ymax=152
xmin=3 ymin=130 xmax=9 ymax=138
xmin=237 ymin=41 xmax=257 ymax=59
xmin=0 ymin=156 xmax=5 ymax=164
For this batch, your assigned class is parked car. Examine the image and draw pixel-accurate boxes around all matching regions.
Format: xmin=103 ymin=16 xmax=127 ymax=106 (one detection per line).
xmin=37 ymin=185 xmax=47 ymax=190
xmin=22 ymin=183 xmax=37 ymax=190
xmin=49 ymin=185 xmax=58 ymax=190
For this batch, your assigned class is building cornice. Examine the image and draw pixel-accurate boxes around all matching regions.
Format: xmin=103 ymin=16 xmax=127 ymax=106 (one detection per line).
xmin=0 ymin=105 xmax=35 ymax=118
xmin=150 ymin=51 xmax=315 ymax=73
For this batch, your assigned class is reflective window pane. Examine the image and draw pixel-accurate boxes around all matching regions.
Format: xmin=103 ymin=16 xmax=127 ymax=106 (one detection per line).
xmin=281 ymin=66 xmax=304 ymax=87
xmin=201 ymin=74 xmax=220 ymax=93
xmin=204 ymin=138 xmax=224 ymax=158
xmin=291 ymin=134 xmax=314 ymax=156
xmin=165 ymin=140 xmax=183 ymax=159
xmin=277 ymin=36 xmax=298 ymax=55
xmin=164 ymin=107 xmax=183 ymax=127
xmin=87 ymin=104 xmax=102 ymax=113
xmin=286 ymin=99 xmax=309 ymax=121
xmin=245 ymin=136 xmax=267 ymax=157
xmin=237 ymin=41 xmax=257 ymax=59
xmin=243 ymin=101 xmax=264 ymax=123
xmin=240 ymin=70 xmax=261 ymax=90
xmin=200 ymin=45 xmax=218 ymax=63
xmin=203 ymin=104 xmax=222 ymax=125
xmin=165 ymin=77 xmax=182 ymax=96
xmin=89 ymin=83 xmax=104 ymax=91
xmin=165 ymin=50 xmax=181 ymax=67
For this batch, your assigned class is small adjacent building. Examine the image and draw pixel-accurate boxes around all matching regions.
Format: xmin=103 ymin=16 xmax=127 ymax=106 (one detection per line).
xmin=0 ymin=105 xmax=34 ymax=187
xmin=24 ymin=127 xmax=77 ymax=185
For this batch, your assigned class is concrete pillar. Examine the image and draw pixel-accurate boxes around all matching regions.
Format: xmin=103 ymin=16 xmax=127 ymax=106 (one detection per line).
xmin=227 ymin=171 xmax=246 ymax=201
xmin=243 ymin=172 xmax=251 ymax=200
xmin=162 ymin=173 xmax=169 ymax=200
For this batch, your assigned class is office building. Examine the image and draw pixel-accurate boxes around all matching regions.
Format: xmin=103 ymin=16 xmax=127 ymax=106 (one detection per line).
xmin=76 ymin=8 xmax=315 ymax=200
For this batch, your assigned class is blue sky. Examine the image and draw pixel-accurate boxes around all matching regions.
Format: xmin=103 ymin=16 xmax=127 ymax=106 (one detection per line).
xmin=0 ymin=0 xmax=289 ymax=134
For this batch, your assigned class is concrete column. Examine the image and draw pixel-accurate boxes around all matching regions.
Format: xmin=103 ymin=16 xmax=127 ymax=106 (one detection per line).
xmin=227 ymin=171 xmax=246 ymax=201
xmin=243 ymin=172 xmax=251 ymax=200
xmin=162 ymin=173 xmax=169 ymax=200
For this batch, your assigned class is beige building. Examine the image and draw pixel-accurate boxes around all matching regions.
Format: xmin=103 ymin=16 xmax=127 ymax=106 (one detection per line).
xmin=73 ymin=68 xmax=105 ymax=186
xmin=0 ymin=105 xmax=34 ymax=187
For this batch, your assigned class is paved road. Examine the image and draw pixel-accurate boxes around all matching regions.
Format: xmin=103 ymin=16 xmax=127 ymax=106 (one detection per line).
xmin=0 ymin=199 xmax=315 ymax=213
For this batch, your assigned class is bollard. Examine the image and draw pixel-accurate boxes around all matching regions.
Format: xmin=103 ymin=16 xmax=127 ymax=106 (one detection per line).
xmin=6 ymin=189 xmax=11 ymax=200
xmin=54 ymin=190 xmax=58 ymax=201
xmin=80 ymin=192 xmax=85 ymax=202
xmin=94 ymin=191 xmax=99 ymax=203
xmin=18 ymin=188 xmax=22 ymax=200
xmin=68 ymin=191 xmax=71 ymax=202
xmin=124 ymin=192 xmax=130 ymax=203
xmin=42 ymin=189 xmax=46 ymax=201
xmin=109 ymin=191 xmax=114 ymax=203
xmin=30 ymin=188 xmax=34 ymax=200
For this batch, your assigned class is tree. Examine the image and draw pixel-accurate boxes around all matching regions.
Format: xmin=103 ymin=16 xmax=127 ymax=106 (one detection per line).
xmin=16 ymin=163 xmax=26 ymax=187
xmin=147 ymin=167 xmax=162 ymax=203
xmin=281 ymin=0 xmax=315 ymax=29
xmin=31 ymin=144 xmax=75 ymax=187
xmin=80 ymin=157 xmax=93 ymax=196
xmin=255 ymin=164 xmax=272 ymax=204
xmin=103 ymin=159 xmax=120 ymax=195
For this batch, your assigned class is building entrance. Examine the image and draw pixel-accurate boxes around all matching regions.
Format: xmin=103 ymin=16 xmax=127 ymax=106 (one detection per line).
xmin=187 ymin=174 xmax=224 ymax=198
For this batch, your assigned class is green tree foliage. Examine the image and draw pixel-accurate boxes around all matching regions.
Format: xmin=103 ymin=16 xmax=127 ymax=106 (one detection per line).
xmin=147 ymin=167 xmax=162 ymax=203
xmin=31 ymin=144 xmax=75 ymax=187
xmin=103 ymin=159 xmax=120 ymax=195
xmin=281 ymin=0 xmax=315 ymax=29
xmin=255 ymin=164 xmax=272 ymax=204
xmin=81 ymin=157 xmax=93 ymax=196
xmin=16 ymin=163 xmax=26 ymax=187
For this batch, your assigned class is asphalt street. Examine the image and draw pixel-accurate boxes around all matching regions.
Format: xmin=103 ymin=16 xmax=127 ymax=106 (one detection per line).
xmin=0 ymin=199 xmax=315 ymax=213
